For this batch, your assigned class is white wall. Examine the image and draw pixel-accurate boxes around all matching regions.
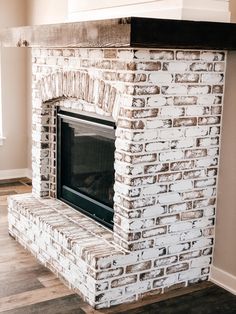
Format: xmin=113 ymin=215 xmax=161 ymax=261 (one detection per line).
xmin=0 ymin=0 xmax=28 ymax=178
xmin=68 ymin=0 xmax=230 ymax=22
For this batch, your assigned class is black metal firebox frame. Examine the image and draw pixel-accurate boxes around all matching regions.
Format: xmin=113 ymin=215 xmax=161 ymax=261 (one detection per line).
xmin=57 ymin=108 xmax=116 ymax=229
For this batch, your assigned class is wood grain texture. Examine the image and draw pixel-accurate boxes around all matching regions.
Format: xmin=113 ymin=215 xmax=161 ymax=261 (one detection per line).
xmin=1 ymin=17 xmax=236 ymax=49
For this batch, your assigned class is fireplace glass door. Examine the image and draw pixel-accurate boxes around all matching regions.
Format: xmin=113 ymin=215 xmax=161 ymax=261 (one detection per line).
xmin=57 ymin=110 xmax=115 ymax=229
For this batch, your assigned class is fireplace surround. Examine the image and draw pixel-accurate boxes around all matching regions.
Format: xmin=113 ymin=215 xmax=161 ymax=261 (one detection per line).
xmin=3 ymin=17 xmax=236 ymax=309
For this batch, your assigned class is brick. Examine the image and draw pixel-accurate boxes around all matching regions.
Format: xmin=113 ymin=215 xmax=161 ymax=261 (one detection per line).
xmin=154 ymin=256 xmax=178 ymax=267
xmin=159 ymin=150 xmax=184 ymax=162
xmin=162 ymin=85 xmax=188 ymax=95
xmin=150 ymin=50 xmax=174 ymax=60
xmin=142 ymin=205 xmax=167 ymax=217
xmin=140 ymin=268 xmax=164 ymax=281
xmin=181 ymin=210 xmax=203 ymax=221
xmin=201 ymin=51 xmax=225 ymax=62
xmin=169 ymin=202 xmax=192 ymax=213
xmin=136 ymin=62 xmax=162 ymax=71
xmin=158 ymin=192 xmax=182 ymax=204
xmin=173 ymin=117 xmax=197 ymax=127
xmin=146 ymin=119 xmax=172 ymax=129
xmin=169 ymin=221 xmax=193 ymax=233
xmin=149 ymin=72 xmax=173 ymax=84
xmin=142 ymin=184 xmax=167 ymax=196
xmin=168 ymin=243 xmax=191 ymax=254
xmin=158 ymin=172 xmax=182 ymax=183
xmin=185 ymin=106 xmax=210 ymax=116
xmin=170 ymin=180 xmax=193 ymax=192
xmin=163 ymin=62 xmax=189 ymax=72
xmin=175 ymin=73 xmax=199 ymax=83
xmin=142 ymin=226 xmax=167 ymax=238
xmin=166 ymin=263 xmax=189 ymax=274
xmin=181 ymin=252 xmax=202 ymax=264
xmin=177 ymin=51 xmax=200 ymax=60
xmin=201 ymin=73 xmax=223 ymax=84
xmin=170 ymin=161 xmax=195 ymax=171
xmin=173 ymin=96 xmax=198 ymax=106
xmin=111 ymin=275 xmax=137 ymax=288
xmin=212 ymin=85 xmax=224 ymax=94
xmin=144 ymin=163 xmax=169 ymax=174
xmin=194 ymin=178 xmax=216 ymax=188
xmin=214 ymin=62 xmax=225 ymax=72
xmin=159 ymin=106 xmax=184 ymax=117
xmin=190 ymin=62 xmax=213 ymax=72
xmin=126 ymin=261 xmax=152 ymax=273
xmin=198 ymin=116 xmax=221 ymax=125
xmin=145 ymin=141 xmax=169 ymax=152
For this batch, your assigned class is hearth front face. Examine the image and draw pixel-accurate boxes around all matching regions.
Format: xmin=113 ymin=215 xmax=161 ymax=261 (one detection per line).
xmin=57 ymin=110 xmax=116 ymax=229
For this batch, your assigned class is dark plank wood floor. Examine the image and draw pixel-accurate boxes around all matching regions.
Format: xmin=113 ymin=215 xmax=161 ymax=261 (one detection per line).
xmin=0 ymin=178 xmax=235 ymax=314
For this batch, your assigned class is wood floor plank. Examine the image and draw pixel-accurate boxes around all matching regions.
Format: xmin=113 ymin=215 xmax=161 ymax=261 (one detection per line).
xmin=0 ymin=285 xmax=74 ymax=312
xmin=0 ymin=294 xmax=85 ymax=314
xmin=0 ymin=277 xmax=44 ymax=298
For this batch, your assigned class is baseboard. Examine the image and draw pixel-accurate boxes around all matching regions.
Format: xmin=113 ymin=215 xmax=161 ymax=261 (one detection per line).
xmin=0 ymin=168 xmax=31 ymax=180
xmin=210 ymin=265 xmax=236 ymax=295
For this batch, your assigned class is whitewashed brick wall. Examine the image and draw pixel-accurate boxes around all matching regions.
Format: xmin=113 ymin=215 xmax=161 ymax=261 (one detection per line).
xmin=8 ymin=47 xmax=226 ymax=308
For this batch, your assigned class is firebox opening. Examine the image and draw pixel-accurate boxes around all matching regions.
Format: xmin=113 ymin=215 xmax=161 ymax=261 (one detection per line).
xmin=57 ymin=109 xmax=116 ymax=229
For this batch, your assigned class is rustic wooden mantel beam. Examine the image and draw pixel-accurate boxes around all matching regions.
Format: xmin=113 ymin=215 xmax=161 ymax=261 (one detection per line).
xmin=1 ymin=17 xmax=236 ymax=50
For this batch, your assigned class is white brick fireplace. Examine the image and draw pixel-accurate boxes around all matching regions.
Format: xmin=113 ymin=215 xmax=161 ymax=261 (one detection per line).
xmin=3 ymin=17 xmax=234 ymax=309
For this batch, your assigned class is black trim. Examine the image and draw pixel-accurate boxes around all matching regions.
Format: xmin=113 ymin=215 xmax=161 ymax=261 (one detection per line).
xmin=58 ymin=108 xmax=116 ymax=129
xmin=56 ymin=109 xmax=115 ymax=230
xmin=61 ymin=186 xmax=114 ymax=229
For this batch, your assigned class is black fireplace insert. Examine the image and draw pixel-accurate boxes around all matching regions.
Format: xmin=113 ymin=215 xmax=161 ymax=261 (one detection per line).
xmin=57 ymin=109 xmax=115 ymax=229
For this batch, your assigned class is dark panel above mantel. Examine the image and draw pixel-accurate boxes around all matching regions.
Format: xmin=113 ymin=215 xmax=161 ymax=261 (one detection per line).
xmin=1 ymin=17 xmax=236 ymax=50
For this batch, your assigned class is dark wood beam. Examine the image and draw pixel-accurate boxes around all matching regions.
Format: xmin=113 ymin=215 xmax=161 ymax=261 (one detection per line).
xmin=1 ymin=17 xmax=236 ymax=50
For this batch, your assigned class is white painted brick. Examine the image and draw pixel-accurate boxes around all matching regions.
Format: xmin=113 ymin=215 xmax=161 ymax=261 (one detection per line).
xmin=192 ymin=238 xmax=213 ymax=249
xmin=169 ymin=203 xmax=189 ymax=213
xmin=165 ymin=62 xmax=188 ymax=72
xmin=143 ymin=184 xmax=167 ymax=196
xmin=188 ymin=86 xmax=210 ymax=95
xmin=141 ymin=248 xmax=163 ymax=259
xmin=201 ymin=52 xmax=224 ymax=62
xmin=158 ymin=192 xmax=182 ymax=204
xmin=178 ymin=268 xmax=201 ymax=280
xmin=204 ymin=207 xmax=215 ymax=217
xmin=180 ymin=229 xmax=202 ymax=241
xmin=169 ymin=222 xmax=193 ymax=233
xmin=160 ymin=106 xmax=184 ymax=117
xmin=156 ymin=234 xmax=180 ymax=246
xmin=191 ymin=256 xmax=211 ymax=268
xmin=195 ymin=157 xmax=218 ymax=168
xmin=172 ymin=138 xmax=195 ymax=149
xmin=159 ymin=150 xmax=184 ymax=162
xmin=193 ymin=218 xmax=213 ymax=228
xmin=168 ymin=243 xmax=190 ymax=254
xmin=197 ymin=95 xmax=216 ymax=105
xmin=159 ymin=129 xmax=184 ymax=140
xmin=163 ymin=85 xmax=188 ymax=95
xmin=185 ymin=106 xmax=207 ymax=116
xmin=147 ymin=96 xmax=173 ymax=107
xmin=185 ymin=127 xmax=208 ymax=137
xmin=134 ymin=50 xmax=150 ymax=59
xmin=149 ymin=73 xmax=173 ymax=84
xmin=201 ymin=73 xmax=223 ymax=84
xmin=145 ymin=141 xmax=169 ymax=152
xmin=146 ymin=119 xmax=171 ymax=129
xmin=170 ymin=180 xmax=193 ymax=192
xmin=142 ymin=205 xmax=166 ymax=217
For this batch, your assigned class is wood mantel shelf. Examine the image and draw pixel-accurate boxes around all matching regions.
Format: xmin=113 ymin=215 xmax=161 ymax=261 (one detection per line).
xmin=1 ymin=17 xmax=236 ymax=50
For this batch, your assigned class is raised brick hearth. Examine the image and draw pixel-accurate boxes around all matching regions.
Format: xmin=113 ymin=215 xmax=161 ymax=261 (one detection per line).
xmin=7 ymin=45 xmax=226 ymax=308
